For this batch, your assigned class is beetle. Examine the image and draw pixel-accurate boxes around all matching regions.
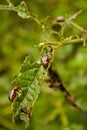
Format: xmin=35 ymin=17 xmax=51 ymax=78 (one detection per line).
xmin=53 ymin=16 xmax=65 ymax=24
xmin=56 ymin=16 xmax=65 ymax=22
xmin=8 ymin=86 xmax=19 ymax=102
xmin=41 ymin=52 xmax=52 ymax=68
xmin=41 ymin=46 xmax=53 ymax=68
xmin=41 ymin=55 xmax=48 ymax=67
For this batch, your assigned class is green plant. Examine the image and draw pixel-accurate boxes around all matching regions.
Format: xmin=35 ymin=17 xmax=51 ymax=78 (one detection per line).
xmin=0 ymin=0 xmax=87 ymax=130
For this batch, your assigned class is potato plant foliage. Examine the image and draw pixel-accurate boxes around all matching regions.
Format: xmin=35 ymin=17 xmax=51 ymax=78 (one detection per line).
xmin=11 ymin=47 xmax=53 ymax=127
xmin=0 ymin=0 xmax=87 ymax=129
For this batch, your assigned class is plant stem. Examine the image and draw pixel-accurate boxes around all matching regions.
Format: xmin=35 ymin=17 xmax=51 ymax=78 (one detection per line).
xmin=62 ymin=38 xmax=84 ymax=46
xmin=42 ymin=38 xmax=84 ymax=48
xmin=0 ymin=5 xmax=17 ymax=12
xmin=71 ymin=21 xmax=84 ymax=32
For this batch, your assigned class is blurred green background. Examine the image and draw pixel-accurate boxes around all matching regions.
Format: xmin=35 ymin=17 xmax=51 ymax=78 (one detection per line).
xmin=0 ymin=0 xmax=87 ymax=130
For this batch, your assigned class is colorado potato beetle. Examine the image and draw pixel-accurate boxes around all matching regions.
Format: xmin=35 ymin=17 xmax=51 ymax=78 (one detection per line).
xmin=8 ymin=86 xmax=19 ymax=102
xmin=53 ymin=16 xmax=65 ymax=24
xmin=41 ymin=55 xmax=48 ymax=67
xmin=56 ymin=16 xmax=65 ymax=22
xmin=41 ymin=52 xmax=52 ymax=68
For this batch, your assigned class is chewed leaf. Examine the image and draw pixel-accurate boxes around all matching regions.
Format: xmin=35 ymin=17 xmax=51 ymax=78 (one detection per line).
xmin=11 ymin=46 xmax=53 ymax=127
xmin=20 ymin=56 xmax=31 ymax=72
xmin=20 ymin=112 xmax=29 ymax=128
xmin=16 ymin=1 xmax=30 ymax=18
xmin=11 ymin=55 xmax=45 ymax=126
xmin=0 ymin=1 xmax=31 ymax=19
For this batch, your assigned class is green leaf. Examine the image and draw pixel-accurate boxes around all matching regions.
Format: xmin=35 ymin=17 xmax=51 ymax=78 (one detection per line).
xmin=0 ymin=1 xmax=31 ymax=19
xmin=16 ymin=1 xmax=30 ymax=18
xmin=11 ymin=45 xmax=53 ymax=127
xmin=11 ymin=56 xmax=46 ymax=126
